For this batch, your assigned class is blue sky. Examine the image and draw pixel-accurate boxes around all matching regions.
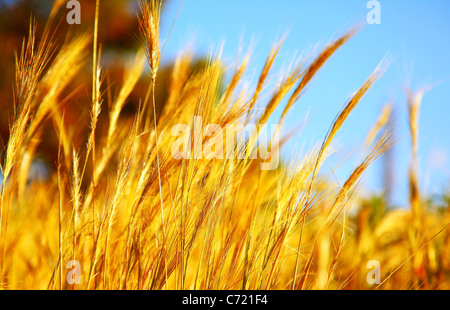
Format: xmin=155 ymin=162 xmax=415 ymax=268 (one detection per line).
xmin=160 ymin=0 xmax=450 ymax=206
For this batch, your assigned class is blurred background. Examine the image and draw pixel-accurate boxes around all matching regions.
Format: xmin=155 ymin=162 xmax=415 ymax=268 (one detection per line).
xmin=0 ymin=0 xmax=449 ymax=207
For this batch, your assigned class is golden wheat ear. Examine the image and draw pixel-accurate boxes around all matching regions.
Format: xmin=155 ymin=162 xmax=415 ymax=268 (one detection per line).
xmin=257 ymin=27 xmax=360 ymax=136
xmin=364 ymin=103 xmax=393 ymax=148
xmin=279 ymin=26 xmax=361 ymax=126
xmin=406 ymin=87 xmax=430 ymax=250
xmin=138 ymin=0 xmax=162 ymax=79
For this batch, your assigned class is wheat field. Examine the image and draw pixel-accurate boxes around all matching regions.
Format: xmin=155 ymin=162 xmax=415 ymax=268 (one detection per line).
xmin=0 ymin=0 xmax=448 ymax=290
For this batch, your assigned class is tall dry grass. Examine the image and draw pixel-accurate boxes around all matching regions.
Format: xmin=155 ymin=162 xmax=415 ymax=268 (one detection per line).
xmin=0 ymin=0 xmax=448 ymax=290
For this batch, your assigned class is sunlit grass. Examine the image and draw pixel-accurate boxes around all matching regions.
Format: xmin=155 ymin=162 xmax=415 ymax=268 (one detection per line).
xmin=0 ymin=0 xmax=448 ymax=290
